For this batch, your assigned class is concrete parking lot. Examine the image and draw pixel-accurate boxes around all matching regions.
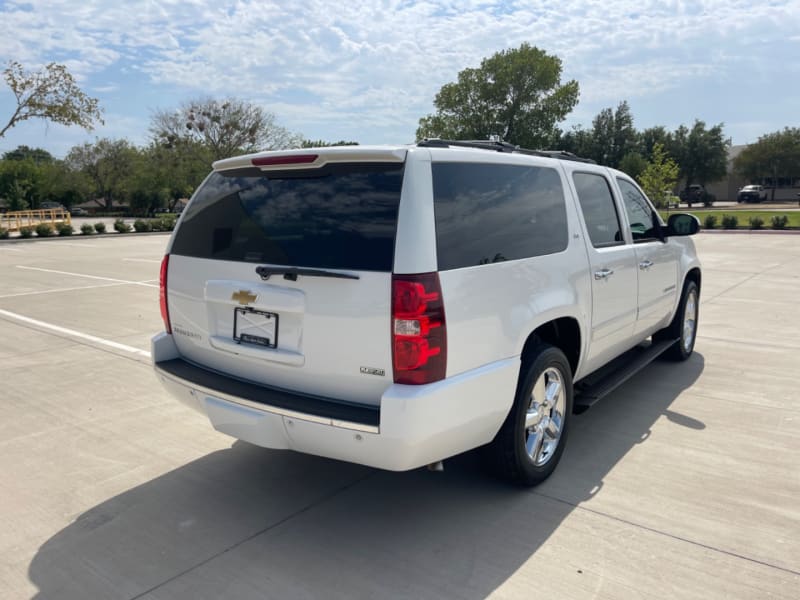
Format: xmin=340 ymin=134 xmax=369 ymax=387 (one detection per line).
xmin=0 ymin=233 xmax=798 ymax=599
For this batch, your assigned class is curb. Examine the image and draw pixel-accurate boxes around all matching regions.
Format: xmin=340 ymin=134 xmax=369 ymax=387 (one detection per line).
xmin=0 ymin=231 xmax=171 ymax=244
xmin=698 ymin=229 xmax=800 ymax=235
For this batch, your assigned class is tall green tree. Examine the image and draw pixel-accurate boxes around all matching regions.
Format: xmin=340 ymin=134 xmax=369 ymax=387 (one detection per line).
xmin=734 ymin=127 xmax=800 ymax=200
xmin=65 ymin=139 xmax=139 ymax=209
xmin=670 ymin=120 xmax=729 ymax=190
xmin=416 ymin=43 xmax=579 ymax=148
xmin=638 ymin=143 xmax=680 ymax=208
xmin=150 ymin=97 xmax=302 ymax=163
xmin=1 ymin=61 xmax=103 ymax=138
xmin=587 ymin=101 xmax=637 ymax=167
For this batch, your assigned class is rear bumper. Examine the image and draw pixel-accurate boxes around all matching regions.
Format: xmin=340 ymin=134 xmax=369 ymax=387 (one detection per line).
xmin=152 ymin=332 xmax=518 ymax=471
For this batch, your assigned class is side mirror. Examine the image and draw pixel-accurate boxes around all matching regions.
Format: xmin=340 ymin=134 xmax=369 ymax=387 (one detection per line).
xmin=665 ymin=213 xmax=700 ymax=236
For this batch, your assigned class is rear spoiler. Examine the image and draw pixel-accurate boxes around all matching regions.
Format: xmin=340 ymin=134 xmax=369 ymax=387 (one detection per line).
xmin=213 ymin=146 xmax=408 ymax=172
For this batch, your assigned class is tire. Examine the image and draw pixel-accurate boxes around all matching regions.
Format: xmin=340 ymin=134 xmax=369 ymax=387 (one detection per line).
xmin=486 ymin=344 xmax=573 ymax=486
xmin=654 ymin=280 xmax=699 ymax=361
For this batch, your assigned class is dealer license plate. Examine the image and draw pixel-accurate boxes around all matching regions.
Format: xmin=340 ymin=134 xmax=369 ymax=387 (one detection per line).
xmin=233 ymin=307 xmax=278 ymax=348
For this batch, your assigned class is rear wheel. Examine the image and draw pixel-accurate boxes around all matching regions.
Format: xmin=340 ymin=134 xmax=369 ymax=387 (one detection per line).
xmin=655 ymin=280 xmax=699 ymax=361
xmin=486 ymin=344 xmax=573 ymax=486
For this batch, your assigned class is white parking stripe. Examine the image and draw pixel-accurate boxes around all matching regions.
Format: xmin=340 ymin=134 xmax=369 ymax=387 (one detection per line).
xmin=0 ymin=247 xmax=23 ymax=252
xmin=0 ymin=308 xmax=151 ymax=358
xmin=0 ymin=282 xmax=130 ymax=299
xmin=123 ymin=258 xmax=162 ymax=263
xmin=16 ymin=265 xmax=158 ymax=287
xmin=52 ymin=242 xmax=96 ymax=248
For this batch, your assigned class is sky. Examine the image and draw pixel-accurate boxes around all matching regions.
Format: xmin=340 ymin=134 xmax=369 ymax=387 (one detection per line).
xmin=1 ymin=0 xmax=799 ymax=159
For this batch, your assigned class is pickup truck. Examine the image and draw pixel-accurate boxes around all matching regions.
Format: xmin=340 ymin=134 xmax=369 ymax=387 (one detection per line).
xmin=152 ymin=140 xmax=701 ymax=485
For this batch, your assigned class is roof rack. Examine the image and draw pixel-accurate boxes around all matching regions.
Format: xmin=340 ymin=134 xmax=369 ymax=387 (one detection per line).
xmin=417 ymin=139 xmax=596 ymax=164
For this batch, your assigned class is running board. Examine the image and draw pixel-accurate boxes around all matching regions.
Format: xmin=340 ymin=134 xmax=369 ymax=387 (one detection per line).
xmin=574 ymin=338 xmax=678 ymax=410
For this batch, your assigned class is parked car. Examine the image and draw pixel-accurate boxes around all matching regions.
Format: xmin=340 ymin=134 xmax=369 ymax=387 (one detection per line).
xmin=152 ymin=140 xmax=702 ymax=486
xmin=679 ymin=184 xmax=714 ymax=206
xmin=69 ymin=207 xmax=89 ymax=216
xmin=737 ymin=184 xmax=768 ymax=203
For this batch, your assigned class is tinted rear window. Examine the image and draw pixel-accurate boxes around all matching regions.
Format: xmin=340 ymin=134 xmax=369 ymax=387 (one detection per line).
xmin=432 ymin=162 xmax=568 ymax=270
xmin=171 ymin=163 xmax=404 ymax=271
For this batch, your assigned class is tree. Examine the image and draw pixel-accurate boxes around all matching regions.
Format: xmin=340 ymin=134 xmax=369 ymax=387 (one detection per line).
xmin=150 ymin=97 xmax=302 ymax=163
xmin=416 ymin=43 xmax=579 ymax=148
xmin=670 ymin=120 xmax=729 ymax=190
xmin=3 ymin=145 xmax=54 ymax=164
xmin=638 ymin=143 xmax=679 ymax=208
xmin=587 ymin=101 xmax=637 ymax=167
xmin=1 ymin=61 xmax=103 ymax=138
xmin=734 ymin=128 xmax=800 ymax=201
xmin=618 ymin=151 xmax=647 ymax=180
xmin=65 ymin=139 xmax=139 ymax=209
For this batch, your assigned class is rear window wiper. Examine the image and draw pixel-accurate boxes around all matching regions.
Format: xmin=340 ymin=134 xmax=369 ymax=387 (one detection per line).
xmin=255 ymin=266 xmax=360 ymax=281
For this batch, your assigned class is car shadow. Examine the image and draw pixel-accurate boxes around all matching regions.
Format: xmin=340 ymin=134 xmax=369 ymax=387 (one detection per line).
xmin=28 ymin=354 xmax=705 ymax=599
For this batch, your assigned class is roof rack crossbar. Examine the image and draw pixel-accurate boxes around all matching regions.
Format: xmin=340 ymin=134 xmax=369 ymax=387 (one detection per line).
xmin=417 ymin=138 xmax=596 ymax=164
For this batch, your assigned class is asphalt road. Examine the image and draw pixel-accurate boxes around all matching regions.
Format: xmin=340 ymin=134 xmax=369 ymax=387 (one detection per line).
xmin=0 ymin=233 xmax=798 ymax=599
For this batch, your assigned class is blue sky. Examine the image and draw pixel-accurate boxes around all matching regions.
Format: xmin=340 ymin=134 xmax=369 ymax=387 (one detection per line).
xmin=1 ymin=0 xmax=799 ymax=159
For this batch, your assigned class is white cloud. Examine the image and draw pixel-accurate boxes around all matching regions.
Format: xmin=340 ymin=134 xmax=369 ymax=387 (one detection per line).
xmin=1 ymin=0 xmax=799 ymax=147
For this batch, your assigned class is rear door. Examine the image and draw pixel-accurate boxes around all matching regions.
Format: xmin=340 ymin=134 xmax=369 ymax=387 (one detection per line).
xmin=165 ymin=150 xmax=407 ymax=406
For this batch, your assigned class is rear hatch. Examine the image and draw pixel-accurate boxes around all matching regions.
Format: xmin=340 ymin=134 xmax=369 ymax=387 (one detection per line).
xmin=165 ymin=148 xmax=407 ymax=406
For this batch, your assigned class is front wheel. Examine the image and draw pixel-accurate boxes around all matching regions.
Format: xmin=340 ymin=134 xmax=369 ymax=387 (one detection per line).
xmin=485 ymin=344 xmax=573 ymax=486
xmin=655 ymin=280 xmax=699 ymax=361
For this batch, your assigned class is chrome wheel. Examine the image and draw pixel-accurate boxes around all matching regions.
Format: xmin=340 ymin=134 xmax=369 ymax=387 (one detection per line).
xmin=683 ymin=289 xmax=698 ymax=352
xmin=524 ymin=367 xmax=566 ymax=466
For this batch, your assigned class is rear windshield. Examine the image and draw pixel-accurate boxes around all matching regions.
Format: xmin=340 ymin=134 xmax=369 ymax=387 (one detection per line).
xmin=171 ymin=163 xmax=404 ymax=271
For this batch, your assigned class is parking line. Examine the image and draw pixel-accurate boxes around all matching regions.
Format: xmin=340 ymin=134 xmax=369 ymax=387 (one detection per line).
xmin=0 ymin=247 xmax=23 ymax=252
xmin=0 ymin=282 xmax=130 ymax=299
xmin=0 ymin=308 xmax=151 ymax=358
xmin=16 ymin=265 xmax=158 ymax=287
xmin=123 ymin=258 xmax=162 ymax=263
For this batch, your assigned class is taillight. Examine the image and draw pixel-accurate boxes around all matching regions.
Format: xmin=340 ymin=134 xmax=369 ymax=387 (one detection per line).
xmin=392 ymin=273 xmax=447 ymax=385
xmin=159 ymin=254 xmax=171 ymax=334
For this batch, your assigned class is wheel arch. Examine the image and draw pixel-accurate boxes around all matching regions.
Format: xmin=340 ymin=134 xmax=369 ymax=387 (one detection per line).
xmin=520 ymin=317 xmax=582 ymax=377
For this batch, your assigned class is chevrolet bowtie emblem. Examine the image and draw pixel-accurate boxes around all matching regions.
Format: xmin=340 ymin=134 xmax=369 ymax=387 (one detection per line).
xmin=231 ymin=290 xmax=257 ymax=305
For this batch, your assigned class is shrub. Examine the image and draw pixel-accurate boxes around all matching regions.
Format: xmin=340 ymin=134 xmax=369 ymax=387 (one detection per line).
xmin=80 ymin=223 xmax=95 ymax=235
xmin=19 ymin=226 xmax=34 ymax=238
xmin=35 ymin=223 xmax=54 ymax=237
xmin=721 ymin=214 xmax=738 ymax=229
xmin=114 ymin=218 xmax=132 ymax=233
xmin=156 ymin=216 xmax=176 ymax=231
xmin=702 ymin=192 xmax=715 ymax=207
xmin=748 ymin=216 xmax=764 ymax=230
xmin=703 ymin=215 xmax=717 ymax=229
xmin=133 ymin=219 xmax=153 ymax=233
xmin=94 ymin=221 xmax=107 ymax=234
xmin=0 ymin=227 xmax=8 ymax=239
xmin=771 ymin=215 xmax=788 ymax=230
xmin=57 ymin=223 xmax=74 ymax=236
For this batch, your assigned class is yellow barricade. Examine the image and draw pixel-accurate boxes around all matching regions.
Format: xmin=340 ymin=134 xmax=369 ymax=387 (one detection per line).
xmin=1 ymin=208 xmax=72 ymax=232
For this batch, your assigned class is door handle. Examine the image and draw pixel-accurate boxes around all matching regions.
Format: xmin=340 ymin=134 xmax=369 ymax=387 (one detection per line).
xmin=594 ymin=268 xmax=614 ymax=280
xmin=639 ymin=260 xmax=654 ymax=270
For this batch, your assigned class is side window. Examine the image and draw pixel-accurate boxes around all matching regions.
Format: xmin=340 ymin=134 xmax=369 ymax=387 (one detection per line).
xmin=617 ymin=178 xmax=659 ymax=242
xmin=572 ymin=172 xmax=623 ymax=248
xmin=432 ymin=163 xmax=568 ymax=270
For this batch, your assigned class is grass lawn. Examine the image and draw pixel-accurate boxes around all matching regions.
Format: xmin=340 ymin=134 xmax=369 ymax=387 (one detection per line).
xmin=660 ymin=209 xmax=800 ymax=229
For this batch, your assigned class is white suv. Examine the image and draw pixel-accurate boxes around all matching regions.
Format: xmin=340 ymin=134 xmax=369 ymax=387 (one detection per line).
xmin=152 ymin=140 xmax=701 ymax=485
